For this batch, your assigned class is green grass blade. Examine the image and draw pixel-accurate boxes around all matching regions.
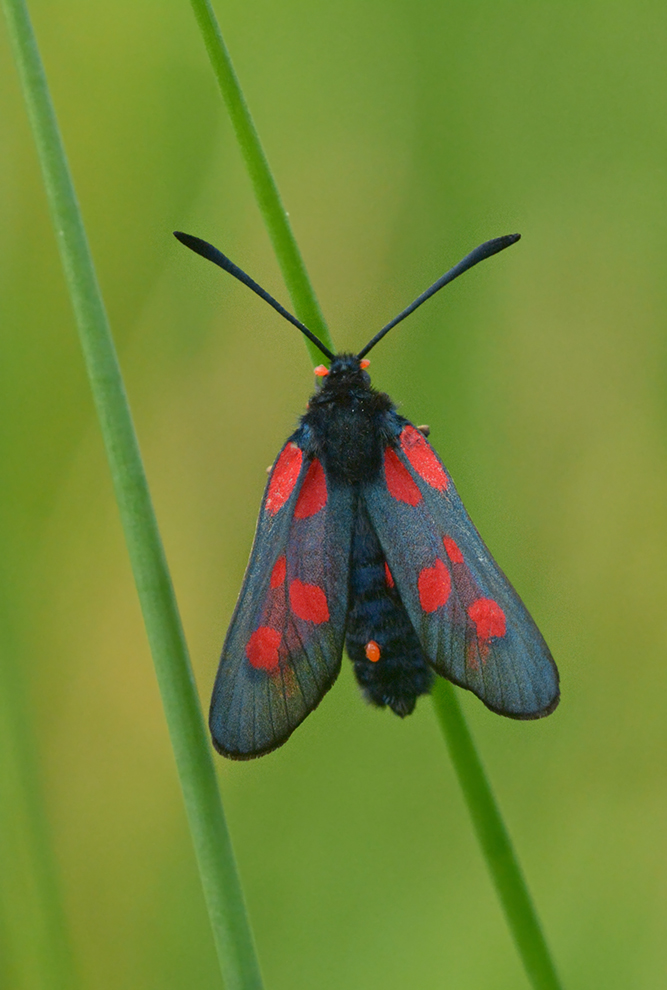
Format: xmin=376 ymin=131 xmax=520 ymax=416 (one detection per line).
xmin=1 ymin=2 xmax=263 ymax=987
xmin=186 ymin=0 xmax=333 ymax=364
xmin=432 ymin=680 xmax=562 ymax=989
xmin=185 ymin=6 xmax=563 ymax=987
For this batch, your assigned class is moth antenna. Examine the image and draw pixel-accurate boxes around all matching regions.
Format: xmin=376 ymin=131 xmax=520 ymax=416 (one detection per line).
xmin=357 ymin=233 xmax=521 ymax=359
xmin=174 ymin=232 xmax=335 ymax=361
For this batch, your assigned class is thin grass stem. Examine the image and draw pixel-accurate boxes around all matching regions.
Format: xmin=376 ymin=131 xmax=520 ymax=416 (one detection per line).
xmin=186 ymin=0 xmax=333 ymax=365
xmin=1 ymin=2 xmax=263 ymax=986
xmin=186 ymin=5 xmax=564 ymax=988
xmin=432 ymin=680 xmax=562 ymax=989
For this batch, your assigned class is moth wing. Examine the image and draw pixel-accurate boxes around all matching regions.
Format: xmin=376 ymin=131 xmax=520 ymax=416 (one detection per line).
xmin=210 ymin=439 xmax=355 ymax=758
xmin=362 ymin=423 xmax=559 ymax=718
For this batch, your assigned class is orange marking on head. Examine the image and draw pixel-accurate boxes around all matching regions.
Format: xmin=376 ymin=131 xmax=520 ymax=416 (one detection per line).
xmin=359 ymin=358 xmax=370 ymax=369
xmin=384 ymin=561 xmax=395 ymax=588
xmin=314 ymin=364 xmax=329 ymax=376
xmin=365 ymin=640 xmax=381 ymax=663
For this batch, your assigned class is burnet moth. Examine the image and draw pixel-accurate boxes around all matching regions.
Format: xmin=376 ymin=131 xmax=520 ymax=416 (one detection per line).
xmin=175 ymin=230 xmax=560 ymax=759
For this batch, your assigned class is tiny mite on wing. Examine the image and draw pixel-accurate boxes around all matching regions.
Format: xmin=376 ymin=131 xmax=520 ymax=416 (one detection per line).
xmin=175 ymin=231 xmax=559 ymax=759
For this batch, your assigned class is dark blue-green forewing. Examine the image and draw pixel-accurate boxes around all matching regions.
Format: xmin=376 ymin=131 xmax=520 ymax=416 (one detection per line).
xmin=361 ymin=421 xmax=559 ymax=718
xmin=209 ymin=437 xmax=354 ymax=759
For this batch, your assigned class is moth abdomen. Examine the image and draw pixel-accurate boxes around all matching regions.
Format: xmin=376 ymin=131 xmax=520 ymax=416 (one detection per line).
xmin=346 ymin=502 xmax=433 ymax=717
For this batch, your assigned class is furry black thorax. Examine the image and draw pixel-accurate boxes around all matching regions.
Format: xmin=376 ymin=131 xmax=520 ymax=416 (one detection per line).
xmin=298 ymin=353 xmax=398 ymax=484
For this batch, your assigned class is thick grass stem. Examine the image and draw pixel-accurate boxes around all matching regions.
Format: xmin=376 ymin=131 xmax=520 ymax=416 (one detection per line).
xmin=2 ymin=1 xmax=263 ymax=987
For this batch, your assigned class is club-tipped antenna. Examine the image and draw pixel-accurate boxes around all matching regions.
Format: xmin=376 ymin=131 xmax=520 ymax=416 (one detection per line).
xmin=357 ymin=233 xmax=521 ymax=359
xmin=174 ymin=231 xmax=335 ymax=361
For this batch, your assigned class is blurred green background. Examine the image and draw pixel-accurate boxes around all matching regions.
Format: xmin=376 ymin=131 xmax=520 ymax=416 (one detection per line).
xmin=1 ymin=1 xmax=666 ymax=987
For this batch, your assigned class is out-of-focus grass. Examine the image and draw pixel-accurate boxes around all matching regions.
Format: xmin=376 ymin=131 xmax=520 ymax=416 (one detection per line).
xmin=1 ymin=1 xmax=667 ymax=988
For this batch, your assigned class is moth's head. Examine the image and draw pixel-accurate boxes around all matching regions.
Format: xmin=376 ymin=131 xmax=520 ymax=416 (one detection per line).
xmin=314 ymin=353 xmax=371 ymax=389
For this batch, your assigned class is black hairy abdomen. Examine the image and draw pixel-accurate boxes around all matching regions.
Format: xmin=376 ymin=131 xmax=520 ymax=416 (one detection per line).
xmin=345 ymin=502 xmax=433 ymax=716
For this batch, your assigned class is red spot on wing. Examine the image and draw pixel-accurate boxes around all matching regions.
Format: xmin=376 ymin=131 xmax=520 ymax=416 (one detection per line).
xmin=246 ymin=627 xmax=281 ymax=670
xmin=418 ymin=559 xmax=451 ymax=612
xmin=294 ymin=458 xmax=327 ymax=519
xmin=384 ymin=562 xmax=395 ymax=588
xmin=468 ymin=599 xmax=506 ymax=640
xmin=400 ymin=425 xmax=448 ymax=491
xmin=289 ymin=579 xmax=330 ymax=624
xmin=266 ymin=443 xmax=302 ymax=515
xmin=270 ymin=555 xmax=286 ymax=588
xmin=443 ymin=537 xmax=464 ymax=564
xmin=365 ymin=641 xmax=381 ymax=662
xmin=384 ymin=447 xmax=422 ymax=505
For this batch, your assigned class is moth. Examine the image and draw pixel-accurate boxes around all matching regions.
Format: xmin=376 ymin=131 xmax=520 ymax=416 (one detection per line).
xmin=175 ymin=231 xmax=559 ymax=759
